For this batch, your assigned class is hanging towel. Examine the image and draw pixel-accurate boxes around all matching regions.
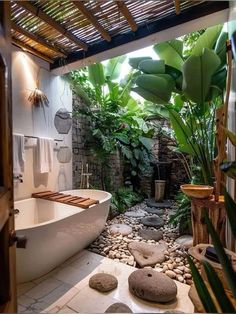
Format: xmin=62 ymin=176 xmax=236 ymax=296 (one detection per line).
xmin=13 ymin=133 xmax=25 ymax=175
xmin=36 ymin=137 xmax=54 ymax=173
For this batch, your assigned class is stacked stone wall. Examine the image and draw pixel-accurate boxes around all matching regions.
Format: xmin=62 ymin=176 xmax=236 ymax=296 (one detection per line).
xmin=72 ymin=95 xmax=123 ymax=191
xmin=72 ymin=94 xmax=188 ymax=197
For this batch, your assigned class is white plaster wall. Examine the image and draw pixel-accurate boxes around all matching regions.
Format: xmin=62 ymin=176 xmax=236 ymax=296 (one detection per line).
xmin=12 ymin=47 xmax=72 ymax=200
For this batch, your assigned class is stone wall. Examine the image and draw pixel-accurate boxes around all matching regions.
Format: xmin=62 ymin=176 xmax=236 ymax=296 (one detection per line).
xmin=72 ymin=95 xmax=123 ymax=191
xmin=140 ymin=118 xmax=189 ymax=198
xmin=72 ymin=94 xmax=188 ymax=197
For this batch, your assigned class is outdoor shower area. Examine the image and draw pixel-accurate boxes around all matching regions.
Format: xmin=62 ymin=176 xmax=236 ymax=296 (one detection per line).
xmin=10 ymin=0 xmax=236 ymax=313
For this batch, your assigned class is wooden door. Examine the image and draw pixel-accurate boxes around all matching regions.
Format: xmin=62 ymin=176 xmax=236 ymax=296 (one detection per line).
xmin=0 ymin=2 xmax=16 ymax=313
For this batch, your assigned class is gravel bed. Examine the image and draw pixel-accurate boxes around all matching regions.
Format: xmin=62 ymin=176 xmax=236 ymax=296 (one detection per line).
xmin=88 ymin=201 xmax=198 ymax=285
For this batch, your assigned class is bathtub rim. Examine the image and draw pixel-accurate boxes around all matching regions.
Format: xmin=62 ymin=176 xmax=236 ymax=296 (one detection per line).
xmin=15 ymin=189 xmax=111 ymax=231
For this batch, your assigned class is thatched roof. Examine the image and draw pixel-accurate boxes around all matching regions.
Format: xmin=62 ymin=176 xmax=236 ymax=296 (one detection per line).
xmin=11 ymin=1 xmax=228 ymax=69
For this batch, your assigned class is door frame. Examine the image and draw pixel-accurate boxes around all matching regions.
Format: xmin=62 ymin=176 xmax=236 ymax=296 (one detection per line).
xmin=0 ymin=1 xmax=16 ymax=312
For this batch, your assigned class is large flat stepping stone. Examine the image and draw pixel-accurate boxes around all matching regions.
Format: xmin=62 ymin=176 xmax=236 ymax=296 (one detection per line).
xmin=89 ymin=273 xmax=118 ymax=292
xmin=145 ymin=207 xmax=164 ymax=215
xmin=105 ymin=303 xmax=132 ymax=313
xmin=146 ymin=198 xmax=171 ymax=208
xmin=109 ymin=224 xmax=132 ymax=235
xmin=125 ymin=211 xmax=145 ymax=218
xmin=140 ymin=215 xmax=164 ymax=228
xmin=175 ymin=235 xmax=193 ymax=249
xmin=128 ymin=269 xmax=177 ymax=303
xmin=139 ymin=229 xmax=163 ymax=241
xmin=128 ymin=242 xmax=167 ymax=267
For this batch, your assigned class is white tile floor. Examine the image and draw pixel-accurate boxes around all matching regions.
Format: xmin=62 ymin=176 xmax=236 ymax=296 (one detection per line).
xmin=17 ymin=250 xmax=194 ymax=313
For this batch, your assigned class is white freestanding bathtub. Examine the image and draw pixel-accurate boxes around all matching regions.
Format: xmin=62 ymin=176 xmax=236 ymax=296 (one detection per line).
xmin=15 ymin=189 xmax=111 ymax=283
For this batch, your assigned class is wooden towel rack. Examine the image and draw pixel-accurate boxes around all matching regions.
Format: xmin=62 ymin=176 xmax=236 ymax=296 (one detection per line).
xmin=32 ymin=191 xmax=99 ymax=209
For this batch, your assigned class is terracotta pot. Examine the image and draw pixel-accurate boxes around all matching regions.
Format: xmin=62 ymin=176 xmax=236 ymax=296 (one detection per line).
xmin=180 ymin=184 xmax=213 ymax=199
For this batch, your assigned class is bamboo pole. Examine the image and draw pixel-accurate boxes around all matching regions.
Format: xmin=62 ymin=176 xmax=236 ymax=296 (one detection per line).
xmin=12 ymin=38 xmax=54 ymax=63
xmin=116 ymin=1 xmax=138 ymax=32
xmin=15 ymin=1 xmax=88 ymax=50
xmin=72 ymin=1 xmax=111 ymax=42
xmin=174 ymin=0 xmax=181 ymax=15
xmin=12 ymin=22 xmax=66 ymax=58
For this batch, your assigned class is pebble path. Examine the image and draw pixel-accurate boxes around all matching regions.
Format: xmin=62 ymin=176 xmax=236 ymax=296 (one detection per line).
xmin=88 ymin=201 xmax=199 ymax=285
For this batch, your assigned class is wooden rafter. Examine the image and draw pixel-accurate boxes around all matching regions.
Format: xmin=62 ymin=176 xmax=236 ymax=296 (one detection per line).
xmin=174 ymin=0 xmax=181 ymax=15
xmin=12 ymin=37 xmax=54 ymax=63
xmin=116 ymin=1 xmax=137 ymax=32
xmin=72 ymin=1 xmax=111 ymax=42
xmin=15 ymin=1 xmax=88 ymax=51
xmin=11 ymin=22 xmax=66 ymax=58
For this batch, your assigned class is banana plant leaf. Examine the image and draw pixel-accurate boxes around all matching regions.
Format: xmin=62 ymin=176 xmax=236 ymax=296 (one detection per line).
xmin=192 ymin=25 xmax=223 ymax=56
xmin=138 ymin=59 xmax=165 ymax=74
xmin=182 ymin=48 xmax=221 ymax=103
xmin=203 ymin=261 xmax=235 ymax=313
xmin=134 ymin=74 xmax=174 ymax=104
xmin=129 ymin=57 xmax=152 ymax=70
xmin=173 ymin=94 xmax=184 ymax=111
xmin=168 ymin=109 xmax=197 ymax=155
xmin=220 ymin=161 xmax=236 ymax=180
xmin=165 ymin=65 xmax=183 ymax=90
xmin=105 ymin=56 xmax=126 ymax=80
xmin=210 ymin=68 xmax=227 ymax=93
xmin=69 ymin=80 xmax=91 ymax=105
xmin=188 ymin=256 xmax=217 ymax=313
xmin=126 ymin=97 xmax=139 ymax=112
xmin=214 ymin=31 xmax=228 ymax=66
xmin=223 ymin=189 xmax=236 ymax=238
xmin=143 ymin=102 xmax=170 ymax=119
xmin=204 ymin=212 xmax=236 ymax=298
xmin=222 ymin=127 xmax=236 ymax=146
xmin=88 ymin=63 xmax=105 ymax=87
xmin=153 ymin=39 xmax=184 ymax=71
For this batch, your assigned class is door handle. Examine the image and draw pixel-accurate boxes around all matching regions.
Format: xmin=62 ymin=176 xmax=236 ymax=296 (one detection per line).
xmin=9 ymin=230 xmax=27 ymax=248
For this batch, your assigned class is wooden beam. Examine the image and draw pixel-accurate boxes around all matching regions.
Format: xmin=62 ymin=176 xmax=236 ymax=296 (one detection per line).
xmin=72 ymin=1 xmax=111 ymax=42
xmin=11 ymin=22 xmax=66 ymax=57
xmin=174 ymin=0 xmax=181 ymax=15
xmin=12 ymin=38 xmax=54 ymax=63
xmin=51 ymin=2 xmax=229 ymax=74
xmin=116 ymin=1 xmax=137 ymax=32
xmin=15 ymin=1 xmax=88 ymax=51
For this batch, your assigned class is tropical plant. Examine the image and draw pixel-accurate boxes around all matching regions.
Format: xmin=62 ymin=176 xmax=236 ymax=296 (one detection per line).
xmin=169 ymin=191 xmax=191 ymax=231
xmin=188 ymin=123 xmax=236 ymax=313
xmin=129 ymin=25 xmax=228 ymax=186
xmin=188 ymin=189 xmax=236 ymax=313
xmin=69 ymin=57 xmax=155 ymax=190
xmin=111 ymin=187 xmax=144 ymax=214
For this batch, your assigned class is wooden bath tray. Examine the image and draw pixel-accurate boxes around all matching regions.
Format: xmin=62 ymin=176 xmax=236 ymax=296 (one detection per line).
xmin=32 ymin=191 xmax=99 ymax=209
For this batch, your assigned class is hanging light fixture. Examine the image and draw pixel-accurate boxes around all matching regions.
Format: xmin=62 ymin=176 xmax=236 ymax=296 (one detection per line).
xmin=54 ymin=108 xmax=72 ymax=134
xmin=57 ymin=146 xmax=72 ymax=163
xmin=28 ymin=69 xmax=49 ymax=107
xmin=28 ymin=87 xmax=49 ymax=107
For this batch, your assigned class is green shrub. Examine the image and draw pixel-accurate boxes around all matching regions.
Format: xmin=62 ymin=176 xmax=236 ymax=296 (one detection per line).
xmin=111 ymin=187 xmax=144 ymax=214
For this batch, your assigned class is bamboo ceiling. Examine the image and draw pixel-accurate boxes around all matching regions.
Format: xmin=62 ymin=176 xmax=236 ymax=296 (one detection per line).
xmin=10 ymin=1 xmax=229 ymax=68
